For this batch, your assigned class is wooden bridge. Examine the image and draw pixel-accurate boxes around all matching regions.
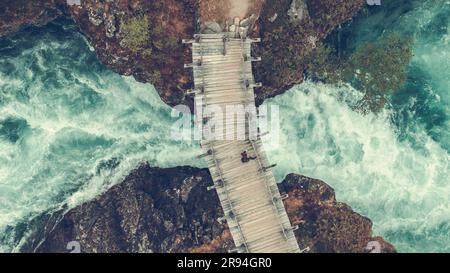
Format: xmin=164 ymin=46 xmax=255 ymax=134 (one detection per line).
xmin=183 ymin=32 xmax=301 ymax=253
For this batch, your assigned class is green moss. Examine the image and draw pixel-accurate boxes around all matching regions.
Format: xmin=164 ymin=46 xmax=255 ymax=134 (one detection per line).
xmin=345 ymin=33 xmax=414 ymax=113
xmin=147 ymin=70 xmax=162 ymax=86
xmin=305 ymin=43 xmax=343 ymax=83
xmin=306 ymin=33 xmax=414 ymax=113
xmin=121 ymin=15 xmax=152 ymax=56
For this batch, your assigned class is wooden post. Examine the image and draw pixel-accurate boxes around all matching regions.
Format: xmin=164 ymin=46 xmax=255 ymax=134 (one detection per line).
xmin=190 ymin=33 xmax=300 ymax=253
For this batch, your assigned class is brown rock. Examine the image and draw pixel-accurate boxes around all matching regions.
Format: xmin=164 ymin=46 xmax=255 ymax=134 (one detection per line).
xmin=0 ymin=0 xmax=366 ymax=108
xmin=21 ymin=165 xmax=395 ymax=253
xmin=0 ymin=0 xmax=64 ymax=37
xmin=280 ymin=174 xmax=396 ymax=253
xmin=253 ymin=0 xmax=365 ymax=105
xmin=65 ymin=0 xmax=197 ymax=108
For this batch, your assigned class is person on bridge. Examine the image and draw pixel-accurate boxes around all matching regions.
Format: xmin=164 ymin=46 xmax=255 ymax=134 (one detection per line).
xmin=241 ymin=151 xmax=257 ymax=163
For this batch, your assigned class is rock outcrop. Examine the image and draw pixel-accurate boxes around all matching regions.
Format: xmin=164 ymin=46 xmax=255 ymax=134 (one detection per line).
xmin=280 ymin=174 xmax=395 ymax=253
xmin=1 ymin=0 xmax=390 ymax=254
xmin=65 ymin=0 xmax=198 ymax=108
xmin=22 ymin=165 xmax=395 ymax=253
xmin=253 ymin=0 xmax=365 ymax=104
xmin=0 ymin=0 xmax=366 ymax=108
xmin=0 ymin=0 xmax=64 ymax=37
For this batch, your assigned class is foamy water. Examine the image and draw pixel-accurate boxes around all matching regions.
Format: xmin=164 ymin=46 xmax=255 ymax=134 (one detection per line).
xmin=0 ymin=0 xmax=449 ymax=253
xmin=264 ymin=82 xmax=450 ymax=252
xmin=264 ymin=0 xmax=450 ymax=252
xmin=0 ymin=20 xmax=203 ymax=251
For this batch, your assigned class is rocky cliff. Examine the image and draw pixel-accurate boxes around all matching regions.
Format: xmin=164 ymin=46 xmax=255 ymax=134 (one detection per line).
xmin=2 ymin=1 xmax=392 ymax=253
xmin=0 ymin=0 xmax=366 ymax=108
xmin=254 ymin=0 xmax=365 ymax=104
xmin=0 ymin=0 xmax=64 ymax=37
xmin=22 ymin=165 xmax=395 ymax=253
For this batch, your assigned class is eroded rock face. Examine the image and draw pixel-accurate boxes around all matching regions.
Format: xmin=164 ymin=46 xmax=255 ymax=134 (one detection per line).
xmin=66 ymin=0 xmax=198 ymax=108
xmin=0 ymin=0 xmax=366 ymax=108
xmin=1 ymin=0 xmax=389 ymax=254
xmin=280 ymin=174 xmax=396 ymax=253
xmin=253 ymin=0 xmax=365 ymax=104
xmin=22 ymin=165 xmax=233 ymax=253
xmin=22 ymin=165 xmax=395 ymax=253
xmin=0 ymin=0 xmax=64 ymax=37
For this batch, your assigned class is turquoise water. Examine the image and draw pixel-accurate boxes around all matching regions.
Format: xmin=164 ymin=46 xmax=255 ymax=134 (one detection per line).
xmin=0 ymin=19 xmax=202 ymax=251
xmin=265 ymin=0 xmax=450 ymax=252
xmin=0 ymin=0 xmax=449 ymax=253
xmin=265 ymin=82 xmax=450 ymax=253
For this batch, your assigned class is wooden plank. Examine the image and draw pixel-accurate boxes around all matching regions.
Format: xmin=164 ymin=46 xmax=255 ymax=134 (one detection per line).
xmin=189 ymin=34 xmax=301 ymax=253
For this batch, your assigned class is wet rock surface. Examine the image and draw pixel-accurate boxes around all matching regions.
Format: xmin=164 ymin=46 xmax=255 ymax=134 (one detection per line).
xmin=281 ymin=174 xmax=396 ymax=253
xmin=65 ymin=0 xmax=198 ymax=108
xmin=0 ymin=0 xmax=366 ymax=108
xmin=22 ymin=165 xmax=395 ymax=253
xmin=253 ymin=0 xmax=365 ymax=104
xmin=0 ymin=0 xmax=64 ymax=37
xmin=1 ymin=0 xmax=393 ymax=254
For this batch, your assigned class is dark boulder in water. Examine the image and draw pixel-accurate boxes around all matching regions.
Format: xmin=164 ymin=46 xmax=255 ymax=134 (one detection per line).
xmin=22 ymin=165 xmax=395 ymax=253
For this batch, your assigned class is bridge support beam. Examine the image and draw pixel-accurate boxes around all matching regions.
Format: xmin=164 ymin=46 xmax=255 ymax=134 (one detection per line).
xmin=184 ymin=33 xmax=301 ymax=253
